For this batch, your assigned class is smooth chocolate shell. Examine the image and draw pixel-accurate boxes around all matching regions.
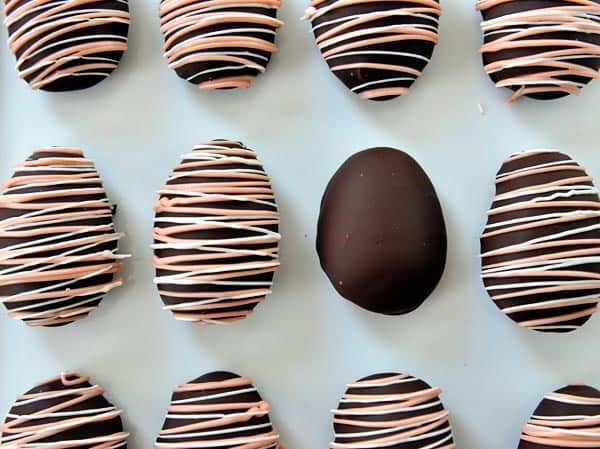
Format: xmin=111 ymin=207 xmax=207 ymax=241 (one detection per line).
xmin=332 ymin=372 xmax=455 ymax=449
xmin=477 ymin=0 xmax=600 ymax=102
xmin=305 ymin=0 xmax=441 ymax=101
xmin=152 ymin=140 xmax=281 ymax=326
xmin=0 ymin=148 xmax=126 ymax=327
xmin=480 ymin=150 xmax=600 ymax=333
xmin=1 ymin=372 xmax=128 ymax=448
xmin=519 ymin=384 xmax=600 ymax=448
xmin=159 ymin=0 xmax=282 ymax=90
xmin=316 ymin=147 xmax=447 ymax=315
xmin=4 ymin=0 xmax=130 ymax=91
xmin=155 ymin=371 xmax=282 ymax=449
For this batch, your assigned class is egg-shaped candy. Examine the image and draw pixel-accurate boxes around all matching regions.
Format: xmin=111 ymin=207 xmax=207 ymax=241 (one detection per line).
xmin=159 ymin=0 xmax=283 ymax=90
xmin=304 ymin=0 xmax=442 ymax=101
xmin=155 ymin=371 xmax=283 ymax=449
xmin=477 ymin=0 xmax=600 ymax=102
xmin=331 ymin=372 xmax=456 ymax=449
xmin=3 ymin=0 xmax=130 ymax=91
xmin=0 ymin=147 xmax=128 ymax=327
xmin=481 ymin=149 xmax=600 ymax=333
xmin=152 ymin=140 xmax=281 ymax=325
xmin=1 ymin=371 xmax=129 ymax=448
xmin=317 ymin=147 xmax=447 ymax=315
xmin=519 ymin=383 xmax=600 ymax=448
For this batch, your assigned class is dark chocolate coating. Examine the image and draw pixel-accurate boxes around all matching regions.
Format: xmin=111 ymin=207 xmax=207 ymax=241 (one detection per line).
xmin=308 ymin=0 xmax=441 ymax=101
xmin=0 ymin=149 xmax=122 ymax=327
xmin=519 ymin=384 xmax=600 ymax=449
xmin=1 ymin=372 xmax=127 ymax=448
xmin=481 ymin=150 xmax=600 ymax=333
xmin=332 ymin=372 xmax=454 ymax=449
xmin=159 ymin=0 xmax=280 ymax=90
xmin=316 ymin=147 xmax=447 ymax=315
xmin=4 ymin=0 xmax=130 ymax=92
xmin=156 ymin=371 xmax=281 ymax=449
xmin=479 ymin=0 xmax=600 ymax=101
xmin=153 ymin=140 xmax=280 ymax=325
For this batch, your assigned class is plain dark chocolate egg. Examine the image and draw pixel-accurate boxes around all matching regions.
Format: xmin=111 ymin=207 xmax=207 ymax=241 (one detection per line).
xmin=316 ymin=147 xmax=447 ymax=315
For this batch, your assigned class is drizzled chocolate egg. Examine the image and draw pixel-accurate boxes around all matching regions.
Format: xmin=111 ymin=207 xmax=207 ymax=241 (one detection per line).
xmin=152 ymin=140 xmax=281 ymax=326
xmin=519 ymin=383 xmax=600 ymax=448
xmin=0 ymin=148 xmax=127 ymax=327
xmin=3 ymin=0 xmax=130 ymax=91
xmin=481 ymin=150 xmax=600 ymax=333
xmin=317 ymin=147 xmax=447 ymax=315
xmin=477 ymin=0 xmax=600 ymax=103
xmin=304 ymin=0 xmax=441 ymax=101
xmin=1 ymin=371 xmax=129 ymax=448
xmin=155 ymin=371 xmax=283 ymax=449
xmin=331 ymin=373 xmax=455 ymax=449
xmin=159 ymin=0 xmax=283 ymax=90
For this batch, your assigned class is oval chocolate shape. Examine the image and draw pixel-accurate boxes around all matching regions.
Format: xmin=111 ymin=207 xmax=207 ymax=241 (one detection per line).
xmin=477 ymin=0 xmax=600 ymax=103
xmin=159 ymin=0 xmax=283 ymax=90
xmin=331 ymin=372 xmax=455 ymax=449
xmin=519 ymin=383 xmax=600 ymax=448
xmin=316 ymin=147 xmax=447 ymax=315
xmin=1 ymin=371 xmax=129 ymax=448
xmin=481 ymin=150 xmax=600 ymax=333
xmin=304 ymin=0 xmax=441 ymax=101
xmin=4 ymin=0 xmax=130 ymax=92
xmin=0 ymin=148 xmax=127 ymax=327
xmin=152 ymin=140 xmax=281 ymax=325
xmin=155 ymin=371 xmax=282 ymax=449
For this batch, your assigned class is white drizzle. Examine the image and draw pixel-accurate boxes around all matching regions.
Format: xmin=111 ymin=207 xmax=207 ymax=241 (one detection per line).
xmin=521 ymin=384 xmax=600 ymax=447
xmin=331 ymin=373 xmax=455 ymax=449
xmin=155 ymin=373 xmax=282 ymax=449
xmin=3 ymin=0 xmax=130 ymax=90
xmin=152 ymin=140 xmax=281 ymax=326
xmin=0 ymin=371 xmax=129 ymax=449
xmin=304 ymin=0 xmax=441 ymax=100
xmin=159 ymin=0 xmax=282 ymax=90
xmin=481 ymin=149 xmax=600 ymax=332
xmin=477 ymin=0 xmax=600 ymax=102
xmin=0 ymin=147 xmax=128 ymax=327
